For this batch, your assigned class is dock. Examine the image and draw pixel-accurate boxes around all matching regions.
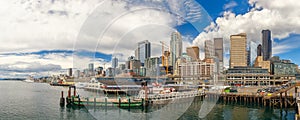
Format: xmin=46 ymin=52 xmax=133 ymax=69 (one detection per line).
xmin=205 ymin=81 xmax=300 ymax=109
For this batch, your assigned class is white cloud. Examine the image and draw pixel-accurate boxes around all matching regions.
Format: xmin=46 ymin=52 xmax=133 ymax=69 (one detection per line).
xmin=223 ymin=1 xmax=238 ymax=10
xmin=0 ymin=0 xmax=207 ymax=77
xmin=193 ymin=0 xmax=300 ymax=67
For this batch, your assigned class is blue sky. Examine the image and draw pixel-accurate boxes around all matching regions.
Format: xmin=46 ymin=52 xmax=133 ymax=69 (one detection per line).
xmin=176 ymin=0 xmax=300 ymax=66
xmin=0 ymin=0 xmax=299 ymax=78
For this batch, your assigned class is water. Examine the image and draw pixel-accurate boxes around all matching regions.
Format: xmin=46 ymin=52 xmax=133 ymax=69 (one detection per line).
xmin=0 ymin=81 xmax=296 ymax=120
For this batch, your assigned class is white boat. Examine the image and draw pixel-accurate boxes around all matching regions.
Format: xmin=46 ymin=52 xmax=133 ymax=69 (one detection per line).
xmin=74 ymin=82 xmax=88 ymax=89
xmin=23 ymin=76 xmax=34 ymax=83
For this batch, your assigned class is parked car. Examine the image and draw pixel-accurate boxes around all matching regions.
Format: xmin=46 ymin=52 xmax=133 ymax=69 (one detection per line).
xmin=230 ymin=87 xmax=238 ymax=93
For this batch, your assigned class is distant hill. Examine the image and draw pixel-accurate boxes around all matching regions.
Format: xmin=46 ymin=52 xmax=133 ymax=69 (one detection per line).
xmin=0 ymin=78 xmax=26 ymax=81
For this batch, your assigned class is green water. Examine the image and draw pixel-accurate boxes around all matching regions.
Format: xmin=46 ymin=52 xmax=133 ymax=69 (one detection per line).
xmin=0 ymin=81 xmax=296 ymax=120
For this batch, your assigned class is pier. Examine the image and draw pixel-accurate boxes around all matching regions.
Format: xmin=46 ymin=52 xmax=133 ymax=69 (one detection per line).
xmin=205 ymin=82 xmax=300 ymax=110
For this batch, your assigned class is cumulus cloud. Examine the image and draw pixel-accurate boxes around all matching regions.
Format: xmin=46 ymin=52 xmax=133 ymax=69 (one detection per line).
xmin=73 ymin=0 xmax=207 ymax=66
xmin=0 ymin=50 xmax=113 ymax=78
xmin=223 ymin=1 xmax=238 ymax=10
xmin=0 ymin=0 xmax=209 ymax=77
xmin=193 ymin=0 xmax=300 ymax=64
xmin=0 ymin=0 xmax=103 ymax=53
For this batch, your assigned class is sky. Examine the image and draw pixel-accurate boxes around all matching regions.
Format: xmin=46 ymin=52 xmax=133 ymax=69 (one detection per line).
xmin=0 ymin=0 xmax=299 ymax=78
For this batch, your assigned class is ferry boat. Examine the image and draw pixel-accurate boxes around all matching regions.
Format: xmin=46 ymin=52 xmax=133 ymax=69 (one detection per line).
xmin=135 ymin=82 xmax=204 ymax=105
xmin=74 ymin=82 xmax=89 ymax=89
xmin=23 ymin=76 xmax=34 ymax=83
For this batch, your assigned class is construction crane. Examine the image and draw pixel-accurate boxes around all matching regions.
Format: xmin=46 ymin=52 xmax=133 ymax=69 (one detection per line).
xmin=160 ymin=41 xmax=170 ymax=75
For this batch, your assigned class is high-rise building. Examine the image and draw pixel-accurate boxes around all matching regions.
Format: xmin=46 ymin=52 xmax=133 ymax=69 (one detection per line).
xmin=88 ymin=63 xmax=94 ymax=71
xmin=112 ymin=57 xmax=118 ymax=68
xmin=135 ymin=40 xmax=151 ymax=64
xmin=74 ymin=70 xmax=80 ymax=78
xmin=257 ymin=44 xmax=262 ymax=56
xmin=247 ymin=49 xmax=251 ymax=66
xmin=170 ymin=31 xmax=182 ymax=68
xmin=254 ymin=56 xmax=271 ymax=73
xmin=119 ymin=64 xmax=126 ymax=70
xmin=186 ymin=46 xmax=199 ymax=61
xmin=68 ymin=68 xmax=72 ymax=77
xmin=262 ymin=30 xmax=272 ymax=61
xmin=214 ymin=38 xmax=223 ymax=72
xmin=230 ymin=33 xmax=248 ymax=68
xmin=214 ymin=38 xmax=223 ymax=62
xmin=205 ymin=40 xmax=215 ymax=59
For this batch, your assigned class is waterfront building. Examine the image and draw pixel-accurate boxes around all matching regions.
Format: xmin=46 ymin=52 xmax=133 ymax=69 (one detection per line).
xmin=88 ymin=63 xmax=94 ymax=71
xmin=145 ymin=57 xmax=160 ymax=77
xmin=262 ymin=30 xmax=272 ymax=61
xmin=88 ymin=63 xmax=94 ymax=76
xmin=186 ymin=46 xmax=199 ymax=61
xmin=135 ymin=40 xmax=151 ymax=65
xmin=106 ymin=67 xmax=114 ymax=77
xmin=230 ymin=33 xmax=248 ymax=68
xmin=254 ymin=56 xmax=271 ymax=73
xmin=112 ymin=57 xmax=118 ymax=68
xmin=296 ymin=74 xmax=300 ymax=80
xmin=83 ymin=69 xmax=89 ymax=77
xmin=225 ymin=66 xmax=270 ymax=86
xmin=179 ymin=60 xmax=216 ymax=82
xmin=182 ymin=53 xmax=192 ymax=62
xmin=257 ymin=44 xmax=262 ymax=56
xmin=214 ymin=38 xmax=224 ymax=72
xmin=170 ymin=31 xmax=182 ymax=70
xmin=128 ymin=59 xmax=141 ymax=76
xmin=271 ymin=58 xmax=298 ymax=76
xmin=119 ymin=64 xmax=126 ymax=71
xmin=68 ymin=68 xmax=72 ymax=77
xmin=139 ymin=67 xmax=146 ymax=76
xmin=74 ymin=70 xmax=80 ymax=78
xmin=204 ymin=40 xmax=214 ymax=59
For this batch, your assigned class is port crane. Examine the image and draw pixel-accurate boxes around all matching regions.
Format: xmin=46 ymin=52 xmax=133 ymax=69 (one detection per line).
xmin=160 ymin=41 xmax=170 ymax=75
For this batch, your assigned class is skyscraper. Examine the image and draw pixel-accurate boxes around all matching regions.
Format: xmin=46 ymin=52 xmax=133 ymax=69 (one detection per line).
xmin=170 ymin=31 xmax=182 ymax=68
xmin=186 ymin=46 xmax=199 ymax=61
xmin=214 ymin=38 xmax=223 ymax=61
xmin=230 ymin=33 xmax=248 ymax=68
xmin=247 ymin=48 xmax=251 ymax=66
xmin=257 ymin=44 xmax=262 ymax=56
xmin=68 ymin=68 xmax=72 ymax=77
xmin=88 ymin=63 xmax=94 ymax=71
xmin=135 ymin=40 xmax=151 ymax=64
xmin=205 ymin=40 xmax=215 ymax=59
xmin=262 ymin=30 xmax=272 ymax=61
xmin=112 ymin=57 xmax=118 ymax=68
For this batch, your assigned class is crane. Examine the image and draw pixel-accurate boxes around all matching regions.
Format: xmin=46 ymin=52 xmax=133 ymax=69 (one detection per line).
xmin=160 ymin=41 xmax=170 ymax=75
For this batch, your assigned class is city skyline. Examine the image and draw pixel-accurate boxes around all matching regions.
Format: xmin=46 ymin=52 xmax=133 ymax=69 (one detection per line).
xmin=0 ymin=0 xmax=299 ymax=78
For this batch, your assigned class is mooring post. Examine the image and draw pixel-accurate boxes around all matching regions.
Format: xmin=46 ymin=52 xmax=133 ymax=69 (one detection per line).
xmin=87 ymin=97 xmax=89 ymax=106
xmin=280 ymin=93 xmax=283 ymax=108
xmin=105 ymin=97 xmax=107 ymax=108
xmin=94 ymin=97 xmax=96 ymax=107
xmin=118 ymin=97 xmax=121 ymax=107
xmin=78 ymin=95 xmax=81 ymax=106
xmin=68 ymin=86 xmax=71 ymax=98
xmin=73 ymin=86 xmax=76 ymax=97
xmin=285 ymin=92 xmax=288 ymax=108
xmin=60 ymin=91 xmax=65 ymax=107
xmin=128 ymin=98 xmax=131 ymax=110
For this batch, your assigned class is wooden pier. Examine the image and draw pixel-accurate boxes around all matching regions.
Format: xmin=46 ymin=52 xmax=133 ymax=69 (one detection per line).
xmin=205 ymin=83 xmax=300 ymax=109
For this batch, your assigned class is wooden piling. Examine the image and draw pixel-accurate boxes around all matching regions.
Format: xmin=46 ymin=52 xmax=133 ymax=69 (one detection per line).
xmin=60 ymin=91 xmax=65 ymax=107
xmin=94 ymin=98 xmax=96 ymax=107
xmin=280 ymin=93 xmax=283 ymax=108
